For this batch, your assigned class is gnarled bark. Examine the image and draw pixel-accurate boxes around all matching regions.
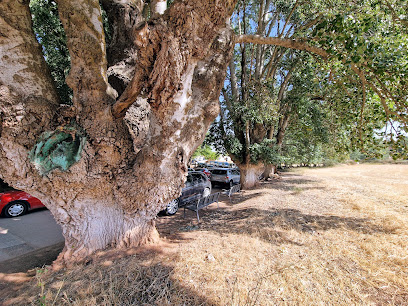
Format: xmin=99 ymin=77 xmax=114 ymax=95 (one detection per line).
xmin=0 ymin=0 xmax=236 ymax=264
xmin=0 ymin=0 xmax=59 ymax=148
xmin=101 ymin=0 xmax=145 ymax=96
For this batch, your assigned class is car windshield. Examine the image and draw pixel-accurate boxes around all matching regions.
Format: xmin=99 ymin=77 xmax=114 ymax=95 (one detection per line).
xmin=211 ymin=169 xmax=227 ymax=175
xmin=191 ymin=173 xmax=205 ymax=182
xmin=0 ymin=179 xmax=14 ymax=192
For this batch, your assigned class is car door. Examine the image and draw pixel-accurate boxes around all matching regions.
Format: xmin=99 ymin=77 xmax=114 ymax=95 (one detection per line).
xmin=179 ymin=173 xmax=194 ymax=205
xmin=232 ymin=169 xmax=240 ymax=183
xmin=190 ymin=173 xmax=206 ymax=199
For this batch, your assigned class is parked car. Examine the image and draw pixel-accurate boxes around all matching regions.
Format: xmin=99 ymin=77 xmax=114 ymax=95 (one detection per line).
xmin=0 ymin=190 xmax=46 ymax=217
xmin=164 ymin=171 xmax=212 ymax=215
xmin=195 ymin=167 xmax=212 ymax=179
xmin=210 ymin=168 xmax=240 ymax=187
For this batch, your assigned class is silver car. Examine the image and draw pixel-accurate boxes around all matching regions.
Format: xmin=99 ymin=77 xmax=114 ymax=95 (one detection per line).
xmin=210 ymin=168 xmax=240 ymax=187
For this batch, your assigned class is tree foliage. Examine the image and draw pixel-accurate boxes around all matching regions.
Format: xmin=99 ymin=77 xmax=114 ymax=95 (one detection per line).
xmin=210 ymin=0 xmax=407 ymax=174
xmin=30 ymin=0 xmax=72 ymax=103
xmin=192 ymin=145 xmax=220 ymax=161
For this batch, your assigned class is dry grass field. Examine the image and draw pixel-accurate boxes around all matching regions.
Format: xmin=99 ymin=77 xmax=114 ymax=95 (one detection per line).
xmin=1 ymin=163 xmax=407 ymax=305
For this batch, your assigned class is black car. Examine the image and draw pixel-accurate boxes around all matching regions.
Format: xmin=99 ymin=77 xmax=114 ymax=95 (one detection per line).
xmin=164 ymin=171 xmax=211 ymax=215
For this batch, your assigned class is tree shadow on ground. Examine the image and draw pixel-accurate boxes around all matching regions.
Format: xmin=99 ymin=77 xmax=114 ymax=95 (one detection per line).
xmin=259 ymin=173 xmax=325 ymax=193
xmin=0 ymin=249 xmax=213 ymax=306
xmin=221 ymin=191 xmax=265 ymax=206
xmin=156 ymin=190 xmax=264 ymax=239
xmin=157 ymin=206 xmax=394 ymax=246
xmin=0 ymin=242 xmax=65 ymax=274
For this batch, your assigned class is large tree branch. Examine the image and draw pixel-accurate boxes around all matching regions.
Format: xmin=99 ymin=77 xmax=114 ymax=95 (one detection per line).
xmin=235 ymin=35 xmax=329 ymax=58
xmin=0 ymin=1 xmax=59 ymax=103
xmin=112 ymin=0 xmax=238 ymax=119
xmin=57 ymin=0 xmax=114 ymax=118
xmin=0 ymin=0 xmax=59 ymax=148
xmin=57 ymin=0 xmax=134 ymax=170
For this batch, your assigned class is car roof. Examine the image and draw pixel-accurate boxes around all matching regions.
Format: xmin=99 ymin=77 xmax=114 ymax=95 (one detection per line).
xmin=210 ymin=168 xmax=231 ymax=172
xmin=188 ymin=170 xmax=206 ymax=175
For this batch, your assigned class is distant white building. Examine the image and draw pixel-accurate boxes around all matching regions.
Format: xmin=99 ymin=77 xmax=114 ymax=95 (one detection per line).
xmin=195 ymin=156 xmax=206 ymax=163
xmin=217 ymin=155 xmax=232 ymax=163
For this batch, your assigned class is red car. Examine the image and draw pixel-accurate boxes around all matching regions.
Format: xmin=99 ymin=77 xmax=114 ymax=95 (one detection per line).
xmin=0 ymin=190 xmax=46 ymax=217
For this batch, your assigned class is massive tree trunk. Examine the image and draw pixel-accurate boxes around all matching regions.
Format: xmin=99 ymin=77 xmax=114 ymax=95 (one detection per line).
xmin=238 ymin=163 xmax=265 ymax=189
xmin=0 ymin=0 xmax=236 ymax=263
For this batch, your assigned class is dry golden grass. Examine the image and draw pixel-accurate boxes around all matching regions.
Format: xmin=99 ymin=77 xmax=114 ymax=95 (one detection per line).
xmin=1 ymin=164 xmax=407 ymax=305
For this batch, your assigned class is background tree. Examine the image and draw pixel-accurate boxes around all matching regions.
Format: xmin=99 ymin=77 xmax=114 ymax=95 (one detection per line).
xmin=30 ymin=0 xmax=72 ymax=103
xmin=213 ymin=0 xmax=407 ymax=188
xmin=216 ymin=0 xmax=332 ymax=187
xmin=192 ymin=145 xmax=220 ymax=162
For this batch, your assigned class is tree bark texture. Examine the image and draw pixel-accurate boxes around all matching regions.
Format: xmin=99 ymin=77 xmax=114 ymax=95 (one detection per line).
xmin=238 ymin=163 xmax=265 ymax=189
xmin=0 ymin=0 xmax=236 ymax=263
xmin=262 ymin=164 xmax=276 ymax=180
xmin=101 ymin=0 xmax=145 ymax=96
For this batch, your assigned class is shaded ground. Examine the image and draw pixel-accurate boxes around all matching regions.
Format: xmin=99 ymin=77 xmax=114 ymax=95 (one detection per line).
xmin=1 ymin=164 xmax=408 ymax=305
xmin=0 ymin=242 xmax=64 ymax=274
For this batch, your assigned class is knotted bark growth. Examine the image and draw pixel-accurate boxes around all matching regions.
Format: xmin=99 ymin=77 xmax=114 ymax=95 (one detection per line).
xmin=112 ymin=0 xmax=237 ymax=119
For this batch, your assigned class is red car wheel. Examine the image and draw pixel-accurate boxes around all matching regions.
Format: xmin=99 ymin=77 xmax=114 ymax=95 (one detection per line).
xmin=3 ymin=201 xmax=28 ymax=218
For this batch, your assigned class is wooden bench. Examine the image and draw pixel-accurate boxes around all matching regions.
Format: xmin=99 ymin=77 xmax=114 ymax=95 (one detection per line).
xmin=225 ymin=184 xmax=241 ymax=203
xmin=183 ymin=192 xmax=221 ymax=222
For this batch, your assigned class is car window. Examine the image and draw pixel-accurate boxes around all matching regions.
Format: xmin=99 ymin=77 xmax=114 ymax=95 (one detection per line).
xmin=0 ymin=179 xmax=12 ymax=192
xmin=185 ymin=174 xmax=193 ymax=187
xmin=191 ymin=173 xmax=205 ymax=183
xmin=211 ymin=169 xmax=227 ymax=175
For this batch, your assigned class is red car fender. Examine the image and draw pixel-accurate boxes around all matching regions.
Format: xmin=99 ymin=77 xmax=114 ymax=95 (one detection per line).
xmin=0 ymin=190 xmax=45 ymax=212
